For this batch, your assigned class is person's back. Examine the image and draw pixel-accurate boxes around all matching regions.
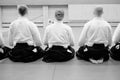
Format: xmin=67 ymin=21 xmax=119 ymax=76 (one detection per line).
xmin=45 ymin=22 xmax=73 ymax=48
xmin=43 ymin=10 xmax=75 ymax=62
xmin=110 ymin=23 xmax=120 ymax=61
xmin=77 ymin=6 xmax=112 ymax=64
xmin=10 ymin=17 xmax=34 ymax=45
xmin=85 ymin=18 xmax=111 ymax=47
xmin=8 ymin=5 xmax=43 ymax=63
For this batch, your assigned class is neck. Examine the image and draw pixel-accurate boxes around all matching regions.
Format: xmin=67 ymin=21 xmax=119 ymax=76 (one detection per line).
xmin=56 ymin=20 xmax=63 ymax=23
xmin=18 ymin=16 xmax=28 ymax=20
xmin=19 ymin=14 xmax=27 ymax=18
xmin=95 ymin=16 xmax=102 ymax=18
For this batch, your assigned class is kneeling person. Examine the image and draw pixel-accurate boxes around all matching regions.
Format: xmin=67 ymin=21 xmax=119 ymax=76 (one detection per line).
xmin=8 ymin=5 xmax=44 ymax=62
xmin=110 ymin=23 xmax=120 ymax=61
xmin=43 ymin=10 xmax=75 ymax=62
xmin=76 ymin=7 xmax=112 ymax=64
xmin=0 ymin=30 xmax=11 ymax=62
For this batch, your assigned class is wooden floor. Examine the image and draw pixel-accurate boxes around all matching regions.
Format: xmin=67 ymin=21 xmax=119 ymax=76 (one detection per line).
xmin=0 ymin=58 xmax=120 ymax=80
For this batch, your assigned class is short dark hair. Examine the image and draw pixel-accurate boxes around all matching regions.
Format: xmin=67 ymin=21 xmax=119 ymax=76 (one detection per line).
xmin=94 ymin=6 xmax=103 ymax=17
xmin=55 ymin=10 xmax=64 ymax=21
xmin=18 ymin=5 xmax=28 ymax=16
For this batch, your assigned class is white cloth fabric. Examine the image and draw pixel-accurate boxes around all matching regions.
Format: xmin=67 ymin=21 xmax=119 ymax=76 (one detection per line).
xmin=43 ymin=21 xmax=74 ymax=48
xmin=78 ymin=17 xmax=112 ymax=47
xmin=112 ymin=23 xmax=120 ymax=45
xmin=9 ymin=17 xmax=42 ymax=47
xmin=0 ymin=30 xmax=4 ymax=47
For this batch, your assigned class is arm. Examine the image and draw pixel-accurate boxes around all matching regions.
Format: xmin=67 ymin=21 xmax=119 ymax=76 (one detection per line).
xmin=8 ymin=24 xmax=14 ymax=47
xmin=78 ymin=23 xmax=89 ymax=47
xmin=112 ymin=24 xmax=120 ymax=45
xmin=0 ymin=30 xmax=4 ymax=47
xmin=30 ymin=23 xmax=42 ymax=47
xmin=43 ymin=27 xmax=49 ymax=46
xmin=68 ymin=27 xmax=75 ymax=46
xmin=107 ymin=25 xmax=112 ymax=47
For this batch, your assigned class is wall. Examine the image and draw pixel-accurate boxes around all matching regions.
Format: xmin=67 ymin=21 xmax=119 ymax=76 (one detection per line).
xmin=68 ymin=4 xmax=120 ymax=27
xmin=0 ymin=0 xmax=120 ymax=5
xmin=0 ymin=5 xmax=68 ymax=28
xmin=0 ymin=0 xmax=120 ymax=28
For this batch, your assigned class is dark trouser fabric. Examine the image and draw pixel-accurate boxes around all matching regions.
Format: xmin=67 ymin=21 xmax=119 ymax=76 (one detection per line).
xmin=42 ymin=45 xmax=75 ymax=62
xmin=0 ymin=46 xmax=11 ymax=60
xmin=76 ymin=44 xmax=109 ymax=62
xmin=110 ymin=43 xmax=120 ymax=61
xmin=8 ymin=43 xmax=44 ymax=63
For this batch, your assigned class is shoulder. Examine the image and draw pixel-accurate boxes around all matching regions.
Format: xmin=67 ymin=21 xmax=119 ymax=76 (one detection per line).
xmin=84 ymin=20 xmax=93 ymax=27
xmin=45 ymin=24 xmax=54 ymax=31
xmin=115 ymin=23 xmax=120 ymax=30
xmin=103 ymin=20 xmax=111 ymax=28
xmin=117 ymin=23 xmax=120 ymax=27
xmin=46 ymin=24 xmax=53 ymax=29
xmin=10 ymin=19 xmax=19 ymax=28
xmin=104 ymin=20 xmax=110 ymax=25
xmin=28 ymin=20 xmax=36 ymax=26
xmin=62 ymin=24 xmax=72 ymax=30
xmin=10 ymin=19 xmax=18 ymax=26
xmin=28 ymin=21 xmax=38 ymax=30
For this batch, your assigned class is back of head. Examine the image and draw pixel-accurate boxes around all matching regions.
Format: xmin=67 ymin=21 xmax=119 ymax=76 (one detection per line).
xmin=17 ymin=5 xmax=28 ymax=16
xmin=94 ymin=6 xmax=103 ymax=17
xmin=55 ymin=10 xmax=64 ymax=21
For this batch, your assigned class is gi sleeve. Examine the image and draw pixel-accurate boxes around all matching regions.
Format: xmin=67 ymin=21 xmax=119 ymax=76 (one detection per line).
xmin=8 ymin=23 xmax=14 ymax=47
xmin=43 ymin=27 xmax=49 ymax=46
xmin=68 ymin=27 xmax=75 ymax=46
xmin=30 ymin=23 xmax=42 ymax=47
xmin=78 ymin=23 xmax=89 ymax=47
xmin=112 ymin=24 xmax=120 ymax=45
xmin=107 ymin=24 xmax=112 ymax=46
xmin=0 ymin=30 xmax=4 ymax=47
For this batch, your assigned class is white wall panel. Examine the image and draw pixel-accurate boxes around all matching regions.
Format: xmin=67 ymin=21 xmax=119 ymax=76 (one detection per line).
xmin=2 ymin=5 xmax=43 ymax=23
xmin=2 ymin=6 xmax=18 ymax=23
xmin=28 ymin=5 xmax=43 ymax=22
xmin=0 ymin=0 xmax=120 ymax=5
xmin=69 ymin=4 xmax=120 ymax=22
